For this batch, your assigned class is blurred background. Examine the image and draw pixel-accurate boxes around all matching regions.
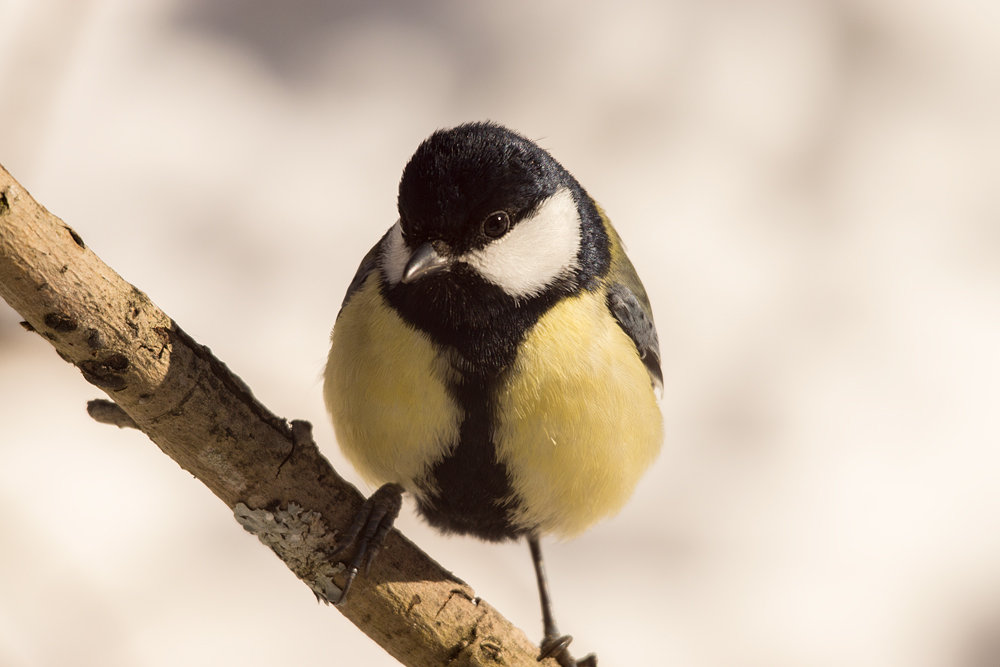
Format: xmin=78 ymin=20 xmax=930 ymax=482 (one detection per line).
xmin=1 ymin=0 xmax=999 ymax=665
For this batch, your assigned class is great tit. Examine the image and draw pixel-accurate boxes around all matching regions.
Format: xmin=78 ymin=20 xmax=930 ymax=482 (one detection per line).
xmin=324 ymin=122 xmax=663 ymax=665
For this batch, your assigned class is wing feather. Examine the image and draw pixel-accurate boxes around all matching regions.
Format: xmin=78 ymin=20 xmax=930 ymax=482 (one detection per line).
xmin=338 ymin=230 xmax=389 ymax=317
xmin=598 ymin=208 xmax=663 ymax=392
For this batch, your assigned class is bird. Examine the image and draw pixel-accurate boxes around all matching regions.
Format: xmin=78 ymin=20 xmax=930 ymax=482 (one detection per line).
xmin=323 ymin=121 xmax=663 ymax=666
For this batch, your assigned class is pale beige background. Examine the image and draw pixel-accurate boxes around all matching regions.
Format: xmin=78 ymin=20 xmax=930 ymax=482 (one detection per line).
xmin=1 ymin=1 xmax=999 ymax=666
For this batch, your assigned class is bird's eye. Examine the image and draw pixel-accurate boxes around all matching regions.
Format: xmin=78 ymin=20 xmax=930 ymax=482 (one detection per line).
xmin=482 ymin=211 xmax=510 ymax=239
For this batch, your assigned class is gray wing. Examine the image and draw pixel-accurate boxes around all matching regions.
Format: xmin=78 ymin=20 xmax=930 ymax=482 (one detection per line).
xmin=337 ymin=230 xmax=389 ymax=318
xmin=607 ymin=282 xmax=663 ymax=392
xmin=596 ymin=205 xmax=663 ymax=394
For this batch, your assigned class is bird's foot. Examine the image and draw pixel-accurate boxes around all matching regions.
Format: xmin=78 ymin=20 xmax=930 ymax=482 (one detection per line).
xmin=538 ymin=634 xmax=572 ymax=661
xmin=327 ymin=483 xmax=404 ymax=605
xmin=538 ymin=634 xmax=597 ymax=666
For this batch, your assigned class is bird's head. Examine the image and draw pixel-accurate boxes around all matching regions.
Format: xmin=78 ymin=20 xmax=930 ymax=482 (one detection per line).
xmin=382 ymin=122 xmax=604 ymax=302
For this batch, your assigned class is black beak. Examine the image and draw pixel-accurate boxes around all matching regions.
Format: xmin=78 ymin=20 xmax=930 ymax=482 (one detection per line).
xmin=401 ymin=243 xmax=451 ymax=283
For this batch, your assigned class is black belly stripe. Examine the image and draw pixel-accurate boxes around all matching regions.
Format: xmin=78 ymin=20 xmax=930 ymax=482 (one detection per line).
xmin=416 ymin=370 xmax=522 ymax=541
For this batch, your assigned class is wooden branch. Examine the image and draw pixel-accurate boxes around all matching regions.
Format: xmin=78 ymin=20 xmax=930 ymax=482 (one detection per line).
xmin=0 ymin=163 xmax=554 ymax=667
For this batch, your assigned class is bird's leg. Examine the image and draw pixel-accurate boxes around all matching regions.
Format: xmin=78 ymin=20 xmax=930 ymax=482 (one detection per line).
xmin=529 ymin=535 xmax=597 ymax=666
xmin=329 ymin=483 xmax=404 ymax=605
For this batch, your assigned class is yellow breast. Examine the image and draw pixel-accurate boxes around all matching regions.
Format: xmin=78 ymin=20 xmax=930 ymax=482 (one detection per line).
xmin=495 ymin=290 xmax=663 ymax=538
xmin=323 ymin=276 xmax=461 ymax=498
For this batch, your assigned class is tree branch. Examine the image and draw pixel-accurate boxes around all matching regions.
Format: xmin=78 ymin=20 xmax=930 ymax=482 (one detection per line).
xmin=0 ymin=163 xmax=553 ymax=667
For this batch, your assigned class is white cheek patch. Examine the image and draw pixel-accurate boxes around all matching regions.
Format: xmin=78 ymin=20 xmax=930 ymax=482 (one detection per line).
xmin=461 ymin=188 xmax=581 ymax=299
xmin=380 ymin=220 xmax=411 ymax=285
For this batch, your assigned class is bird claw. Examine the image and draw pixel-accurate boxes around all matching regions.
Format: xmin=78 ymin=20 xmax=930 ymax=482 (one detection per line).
xmin=329 ymin=483 xmax=404 ymax=605
xmin=538 ymin=634 xmax=573 ymax=661
xmin=538 ymin=634 xmax=597 ymax=666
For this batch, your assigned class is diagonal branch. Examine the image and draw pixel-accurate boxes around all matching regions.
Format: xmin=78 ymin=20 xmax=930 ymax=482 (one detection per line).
xmin=0 ymin=163 xmax=553 ymax=667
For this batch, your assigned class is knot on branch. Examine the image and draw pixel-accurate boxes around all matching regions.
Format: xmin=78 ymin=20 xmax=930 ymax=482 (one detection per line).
xmin=87 ymin=399 xmax=139 ymax=429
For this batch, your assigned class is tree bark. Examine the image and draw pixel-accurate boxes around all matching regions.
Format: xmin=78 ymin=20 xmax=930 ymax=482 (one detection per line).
xmin=0 ymin=163 xmax=554 ymax=667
